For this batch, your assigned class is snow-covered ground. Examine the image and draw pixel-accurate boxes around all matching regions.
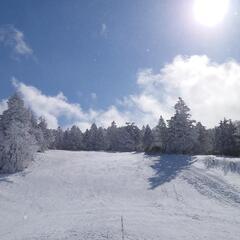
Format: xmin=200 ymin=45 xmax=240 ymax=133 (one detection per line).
xmin=1 ymin=151 xmax=240 ymax=240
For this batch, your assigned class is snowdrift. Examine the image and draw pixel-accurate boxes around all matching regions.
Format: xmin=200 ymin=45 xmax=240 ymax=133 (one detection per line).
xmin=202 ymin=155 xmax=240 ymax=174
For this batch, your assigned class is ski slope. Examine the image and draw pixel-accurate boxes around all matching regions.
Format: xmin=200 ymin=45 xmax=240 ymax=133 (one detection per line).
xmin=0 ymin=150 xmax=240 ymax=240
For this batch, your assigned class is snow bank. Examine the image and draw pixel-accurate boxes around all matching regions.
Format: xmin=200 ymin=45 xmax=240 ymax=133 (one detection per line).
xmin=199 ymin=156 xmax=240 ymax=175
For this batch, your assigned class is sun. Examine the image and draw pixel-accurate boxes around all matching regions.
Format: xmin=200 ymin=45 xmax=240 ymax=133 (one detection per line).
xmin=193 ymin=0 xmax=229 ymax=27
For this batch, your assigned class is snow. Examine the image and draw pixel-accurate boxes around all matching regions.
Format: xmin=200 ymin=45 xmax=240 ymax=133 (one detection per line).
xmin=1 ymin=150 xmax=240 ymax=240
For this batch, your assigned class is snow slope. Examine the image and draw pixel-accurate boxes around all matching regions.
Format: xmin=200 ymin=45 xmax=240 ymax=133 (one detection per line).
xmin=0 ymin=151 xmax=240 ymax=240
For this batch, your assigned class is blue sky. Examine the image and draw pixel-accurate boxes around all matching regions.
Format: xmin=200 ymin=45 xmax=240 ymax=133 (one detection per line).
xmin=1 ymin=0 xmax=240 ymax=129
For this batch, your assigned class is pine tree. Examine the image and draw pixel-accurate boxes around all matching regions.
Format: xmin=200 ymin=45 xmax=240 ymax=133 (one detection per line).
xmin=194 ymin=122 xmax=213 ymax=154
xmin=68 ymin=125 xmax=84 ymax=150
xmin=115 ymin=126 xmax=135 ymax=152
xmin=152 ymin=116 xmax=168 ymax=152
xmin=215 ymin=119 xmax=238 ymax=156
xmin=0 ymin=94 xmax=37 ymax=173
xmin=166 ymin=97 xmax=196 ymax=154
xmin=106 ymin=121 xmax=118 ymax=151
xmin=37 ymin=117 xmax=50 ymax=152
xmin=29 ymin=113 xmax=45 ymax=152
xmin=54 ymin=126 xmax=64 ymax=149
xmin=142 ymin=125 xmax=154 ymax=152
xmin=83 ymin=129 xmax=91 ymax=150
xmin=125 ymin=122 xmax=142 ymax=151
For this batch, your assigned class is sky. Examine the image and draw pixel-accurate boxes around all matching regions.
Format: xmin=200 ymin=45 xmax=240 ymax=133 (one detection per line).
xmin=1 ymin=0 xmax=240 ymax=129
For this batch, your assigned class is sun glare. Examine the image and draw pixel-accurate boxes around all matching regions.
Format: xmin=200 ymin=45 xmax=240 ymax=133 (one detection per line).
xmin=193 ymin=0 xmax=229 ymax=27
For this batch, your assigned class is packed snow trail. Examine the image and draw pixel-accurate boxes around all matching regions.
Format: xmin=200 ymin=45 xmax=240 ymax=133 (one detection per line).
xmin=0 ymin=151 xmax=240 ymax=240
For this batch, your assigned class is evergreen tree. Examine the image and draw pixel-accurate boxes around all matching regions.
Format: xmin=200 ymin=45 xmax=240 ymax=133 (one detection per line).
xmin=54 ymin=126 xmax=64 ymax=149
xmin=29 ymin=113 xmax=45 ymax=152
xmin=125 ymin=122 xmax=142 ymax=151
xmin=68 ymin=125 xmax=84 ymax=150
xmin=166 ymin=98 xmax=197 ymax=154
xmin=115 ymin=126 xmax=135 ymax=152
xmin=152 ymin=116 xmax=168 ymax=152
xmin=0 ymin=94 xmax=37 ymax=173
xmin=106 ymin=121 xmax=118 ymax=151
xmin=38 ymin=117 xmax=51 ymax=152
xmin=215 ymin=119 xmax=238 ymax=156
xmin=83 ymin=129 xmax=91 ymax=150
xmin=194 ymin=122 xmax=213 ymax=154
xmin=142 ymin=125 xmax=154 ymax=152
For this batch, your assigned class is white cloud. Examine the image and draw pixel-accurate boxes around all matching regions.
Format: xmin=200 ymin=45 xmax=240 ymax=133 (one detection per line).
xmin=100 ymin=23 xmax=107 ymax=37
xmin=97 ymin=106 xmax=129 ymax=127
xmin=0 ymin=25 xmax=33 ymax=57
xmin=7 ymin=55 xmax=240 ymax=130
xmin=12 ymin=79 xmax=129 ymax=129
xmin=12 ymin=79 xmax=88 ymax=129
xmin=91 ymin=92 xmax=97 ymax=100
xmin=127 ymin=55 xmax=240 ymax=127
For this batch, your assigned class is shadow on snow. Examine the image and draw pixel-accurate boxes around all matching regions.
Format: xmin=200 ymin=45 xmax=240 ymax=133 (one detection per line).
xmin=147 ymin=154 xmax=194 ymax=189
xmin=0 ymin=174 xmax=14 ymax=183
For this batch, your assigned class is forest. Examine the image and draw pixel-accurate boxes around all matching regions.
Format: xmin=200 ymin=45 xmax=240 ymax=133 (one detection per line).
xmin=1 ymin=93 xmax=240 ymax=174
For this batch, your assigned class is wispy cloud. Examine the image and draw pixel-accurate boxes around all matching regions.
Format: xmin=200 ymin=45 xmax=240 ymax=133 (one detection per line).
xmin=8 ymin=55 xmax=240 ymax=129
xmin=100 ymin=23 xmax=107 ymax=37
xmin=91 ymin=92 xmax=97 ymax=100
xmin=12 ymin=79 xmax=128 ymax=129
xmin=12 ymin=78 xmax=87 ymax=128
xmin=0 ymin=25 xmax=33 ymax=58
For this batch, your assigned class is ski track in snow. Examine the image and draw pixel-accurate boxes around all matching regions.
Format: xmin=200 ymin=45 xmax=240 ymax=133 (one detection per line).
xmin=0 ymin=150 xmax=240 ymax=240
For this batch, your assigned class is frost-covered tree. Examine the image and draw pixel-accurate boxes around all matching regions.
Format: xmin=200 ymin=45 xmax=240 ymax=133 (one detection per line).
xmin=82 ymin=129 xmax=90 ymax=150
xmin=97 ymin=127 xmax=108 ymax=150
xmin=83 ymin=123 xmax=106 ymax=151
xmin=68 ymin=125 xmax=84 ymax=150
xmin=214 ymin=119 xmax=238 ymax=156
xmin=38 ymin=117 xmax=53 ymax=151
xmin=52 ymin=126 xmax=64 ymax=149
xmin=62 ymin=129 xmax=72 ymax=150
xmin=166 ymin=98 xmax=197 ymax=154
xmin=194 ymin=122 xmax=213 ymax=154
xmin=114 ymin=126 xmax=135 ymax=152
xmin=106 ymin=121 xmax=118 ymax=151
xmin=125 ymin=122 xmax=142 ymax=151
xmin=0 ymin=94 xmax=37 ymax=173
xmin=87 ymin=123 xmax=98 ymax=150
xmin=29 ymin=113 xmax=45 ymax=152
xmin=142 ymin=125 xmax=154 ymax=152
xmin=152 ymin=116 xmax=168 ymax=152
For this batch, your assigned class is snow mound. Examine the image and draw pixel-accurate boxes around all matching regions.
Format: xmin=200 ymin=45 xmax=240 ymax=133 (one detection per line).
xmin=201 ymin=156 xmax=240 ymax=174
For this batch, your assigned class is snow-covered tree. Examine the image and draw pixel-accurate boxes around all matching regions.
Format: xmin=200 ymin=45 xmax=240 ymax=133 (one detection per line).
xmin=125 ymin=122 xmax=142 ymax=151
xmin=68 ymin=125 xmax=84 ymax=150
xmin=152 ymin=116 xmax=168 ymax=152
xmin=114 ymin=126 xmax=135 ymax=152
xmin=97 ymin=127 xmax=108 ymax=150
xmin=29 ymin=113 xmax=45 ymax=152
xmin=83 ymin=123 xmax=106 ymax=151
xmin=0 ymin=94 xmax=37 ymax=173
xmin=214 ymin=119 xmax=238 ymax=156
xmin=194 ymin=122 xmax=213 ymax=154
xmin=62 ymin=129 xmax=72 ymax=150
xmin=52 ymin=126 xmax=64 ymax=149
xmin=82 ymin=129 xmax=90 ymax=150
xmin=106 ymin=121 xmax=118 ymax=151
xmin=38 ymin=117 xmax=53 ymax=151
xmin=166 ymin=98 xmax=197 ymax=154
xmin=142 ymin=125 xmax=154 ymax=152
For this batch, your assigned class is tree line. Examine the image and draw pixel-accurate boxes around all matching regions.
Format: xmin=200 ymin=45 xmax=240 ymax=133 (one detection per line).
xmin=1 ymin=93 xmax=240 ymax=173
